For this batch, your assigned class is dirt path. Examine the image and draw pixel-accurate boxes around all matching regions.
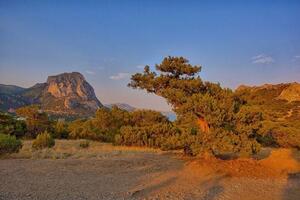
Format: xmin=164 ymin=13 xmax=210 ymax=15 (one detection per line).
xmin=0 ymin=142 xmax=300 ymax=200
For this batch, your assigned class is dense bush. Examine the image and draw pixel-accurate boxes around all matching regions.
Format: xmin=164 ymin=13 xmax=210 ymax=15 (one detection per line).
xmin=129 ymin=110 xmax=169 ymax=126
xmin=67 ymin=107 xmax=172 ymax=144
xmin=16 ymin=105 xmax=52 ymax=138
xmin=53 ymin=120 xmax=69 ymax=139
xmin=32 ymin=131 xmax=55 ymax=150
xmin=0 ymin=112 xmax=27 ymax=137
xmin=115 ymin=123 xmax=183 ymax=150
xmin=68 ymin=119 xmax=99 ymax=140
xmin=0 ymin=133 xmax=22 ymax=154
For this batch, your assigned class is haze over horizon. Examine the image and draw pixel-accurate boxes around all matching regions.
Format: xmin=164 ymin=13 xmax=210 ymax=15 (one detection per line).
xmin=1 ymin=0 xmax=300 ymax=111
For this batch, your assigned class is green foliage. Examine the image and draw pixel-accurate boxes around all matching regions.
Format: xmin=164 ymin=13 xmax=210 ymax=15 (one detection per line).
xmin=53 ymin=120 xmax=69 ymax=139
xmin=79 ymin=140 xmax=90 ymax=148
xmin=236 ymin=85 xmax=300 ymax=149
xmin=257 ymin=120 xmax=300 ymax=149
xmin=0 ymin=112 xmax=27 ymax=137
xmin=0 ymin=133 xmax=22 ymax=155
xmin=32 ymin=131 xmax=55 ymax=150
xmin=129 ymin=109 xmax=169 ymax=126
xmin=115 ymin=123 xmax=181 ymax=150
xmin=68 ymin=119 xmax=98 ymax=140
xmin=16 ymin=105 xmax=52 ymax=138
xmin=67 ymin=107 xmax=171 ymax=144
xmin=129 ymin=56 xmax=262 ymax=156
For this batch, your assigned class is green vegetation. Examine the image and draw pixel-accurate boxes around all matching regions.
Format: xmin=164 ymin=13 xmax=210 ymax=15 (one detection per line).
xmin=0 ymin=133 xmax=22 ymax=155
xmin=0 ymin=112 xmax=27 ymax=137
xmin=0 ymin=56 xmax=299 ymax=157
xmin=115 ymin=123 xmax=181 ymax=149
xmin=16 ymin=105 xmax=52 ymax=138
xmin=236 ymin=85 xmax=300 ymax=149
xmin=53 ymin=120 xmax=69 ymax=139
xmin=32 ymin=131 xmax=55 ymax=150
xmin=128 ymin=56 xmax=262 ymax=156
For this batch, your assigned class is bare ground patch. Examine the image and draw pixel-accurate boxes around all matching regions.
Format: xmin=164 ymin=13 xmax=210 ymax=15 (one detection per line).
xmin=0 ymin=140 xmax=300 ymax=200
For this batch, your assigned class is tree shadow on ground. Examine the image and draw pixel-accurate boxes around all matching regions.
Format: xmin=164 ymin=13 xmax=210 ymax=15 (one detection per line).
xmin=282 ymin=149 xmax=300 ymax=200
xmin=199 ymin=174 xmax=228 ymax=200
xmin=282 ymin=172 xmax=300 ymax=200
xmin=130 ymin=176 xmax=177 ymax=198
xmin=215 ymin=147 xmax=273 ymax=160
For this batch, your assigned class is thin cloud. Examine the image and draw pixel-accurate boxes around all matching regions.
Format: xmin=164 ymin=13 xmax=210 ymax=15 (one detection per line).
xmin=110 ymin=72 xmax=130 ymax=80
xmin=294 ymin=55 xmax=300 ymax=59
xmin=252 ymin=54 xmax=274 ymax=64
xmin=291 ymin=55 xmax=300 ymax=62
xmin=85 ymin=70 xmax=95 ymax=75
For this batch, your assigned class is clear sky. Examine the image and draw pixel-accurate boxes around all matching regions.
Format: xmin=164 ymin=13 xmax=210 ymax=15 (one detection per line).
xmin=0 ymin=0 xmax=300 ymax=111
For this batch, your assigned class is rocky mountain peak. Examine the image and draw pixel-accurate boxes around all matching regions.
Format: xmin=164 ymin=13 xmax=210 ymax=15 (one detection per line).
xmin=0 ymin=72 xmax=103 ymax=117
xmin=44 ymin=72 xmax=102 ymax=114
xmin=47 ymin=72 xmax=91 ymax=99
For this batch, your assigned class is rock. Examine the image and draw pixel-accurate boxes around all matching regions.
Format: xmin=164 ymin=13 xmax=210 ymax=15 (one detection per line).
xmin=0 ymin=72 xmax=103 ymax=117
xmin=278 ymin=82 xmax=300 ymax=102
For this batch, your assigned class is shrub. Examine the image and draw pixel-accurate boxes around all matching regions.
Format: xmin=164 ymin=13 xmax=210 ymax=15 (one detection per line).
xmin=79 ymin=140 xmax=90 ymax=148
xmin=115 ymin=123 xmax=181 ymax=149
xmin=53 ymin=120 xmax=69 ymax=139
xmin=0 ymin=133 xmax=22 ymax=154
xmin=32 ymin=131 xmax=55 ymax=150
xmin=0 ymin=112 xmax=27 ymax=137
xmin=16 ymin=105 xmax=51 ymax=138
xmin=129 ymin=110 xmax=169 ymax=127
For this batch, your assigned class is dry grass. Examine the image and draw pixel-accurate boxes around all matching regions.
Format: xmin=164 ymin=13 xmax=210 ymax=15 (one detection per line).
xmin=6 ymin=139 xmax=162 ymax=159
xmin=5 ymin=139 xmax=300 ymax=179
xmin=1 ymin=140 xmax=300 ymax=199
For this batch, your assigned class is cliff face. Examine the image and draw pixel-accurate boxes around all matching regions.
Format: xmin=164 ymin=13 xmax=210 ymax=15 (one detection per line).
xmin=0 ymin=72 xmax=102 ymax=116
xmin=44 ymin=72 xmax=102 ymax=114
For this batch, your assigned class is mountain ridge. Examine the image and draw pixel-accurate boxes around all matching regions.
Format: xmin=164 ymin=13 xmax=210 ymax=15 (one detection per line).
xmin=0 ymin=72 xmax=102 ymax=116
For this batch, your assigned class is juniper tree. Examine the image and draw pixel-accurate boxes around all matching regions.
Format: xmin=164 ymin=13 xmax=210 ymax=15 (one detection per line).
xmin=129 ymin=56 xmax=262 ymax=156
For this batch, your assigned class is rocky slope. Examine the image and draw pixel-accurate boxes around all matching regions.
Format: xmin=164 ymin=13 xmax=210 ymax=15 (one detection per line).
xmin=235 ymin=82 xmax=300 ymax=119
xmin=236 ymin=82 xmax=300 ymax=102
xmin=235 ymin=82 xmax=300 ymax=148
xmin=0 ymin=72 xmax=102 ymax=116
xmin=278 ymin=82 xmax=300 ymax=102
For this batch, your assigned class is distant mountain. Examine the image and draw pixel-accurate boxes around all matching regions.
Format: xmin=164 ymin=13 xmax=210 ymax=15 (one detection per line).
xmin=105 ymin=103 xmax=177 ymax=121
xmin=0 ymin=72 xmax=103 ymax=116
xmin=0 ymin=84 xmax=26 ymax=95
xmin=105 ymin=103 xmax=136 ymax=112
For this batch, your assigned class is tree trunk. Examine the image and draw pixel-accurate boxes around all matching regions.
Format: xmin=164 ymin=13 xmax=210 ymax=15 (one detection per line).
xmin=197 ymin=117 xmax=210 ymax=133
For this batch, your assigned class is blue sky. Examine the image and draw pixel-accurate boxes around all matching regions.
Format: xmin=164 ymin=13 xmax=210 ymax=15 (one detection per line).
xmin=0 ymin=0 xmax=300 ymax=111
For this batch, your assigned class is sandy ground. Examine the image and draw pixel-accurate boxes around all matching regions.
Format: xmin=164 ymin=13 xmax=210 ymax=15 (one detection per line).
xmin=0 ymin=140 xmax=300 ymax=200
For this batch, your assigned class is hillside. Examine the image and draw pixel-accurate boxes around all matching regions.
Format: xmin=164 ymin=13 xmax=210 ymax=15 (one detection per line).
xmin=0 ymin=84 xmax=26 ymax=95
xmin=0 ymin=72 xmax=103 ymax=117
xmin=236 ymin=82 xmax=300 ymax=148
xmin=105 ymin=103 xmax=177 ymax=121
xmin=105 ymin=103 xmax=136 ymax=112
